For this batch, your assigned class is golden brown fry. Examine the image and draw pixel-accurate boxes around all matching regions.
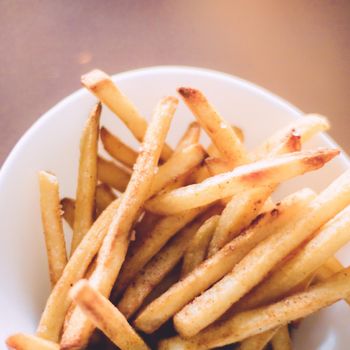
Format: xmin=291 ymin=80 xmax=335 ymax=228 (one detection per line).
xmin=248 ymin=271 xmax=316 ymax=345
xmin=251 ymin=114 xmax=329 ymax=160
xmin=174 ymin=169 xmax=350 ymax=338
xmin=315 ymin=256 xmax=344 ymax=281
xmin=315 ymin=257 xmax=350 ymax=305
xmin=143 ymin=265 xmax=181 ymax=306
xmin=100 ymin=127 xmax=137 ymax=168
xmin=178 ymin=87 xmax=245 ymax=165
xmin=81 ymin=69 xmax=173 ymax=161
xmin=236 ymin=204 xmax=350 ymax=311
xmin=135 ymin=188 xmax=315 ymax=333
xmin=191 ymin=164 xmax=211 ymax=184
xmin=6 ymin=333 xmax=59 ymax=350
xmin=208 ymin=186 xmax=273 ymax=256
xmin=97 ymin=156 xmax=131 ymax=193
xmin=205 ymin=157 xmax=232 ymax=176
xmin=115 ymin=206 xmax=206 ymax=297
xmin=71 ymin=103 xmax=101 ymax=253
xmin=61 ymin=187 xmax=115 ymax=230
xmin=271 ymin=326 xmax=292 ymax=350
xmin=39 ymin=171 xmax=68 ymax=287
xmin=100 ymin=127 xmax=138 ymax=168
xmin=207 ymin=125 xmax=244 ymax=158
xmin=37 ymin=198 xmax=121 ymax=341
xmin=208 ymin=130 xmax=301 ymax=255
xmin=95 ymin=183 xmax=117 ymax=217
xmin=175 ymin=122 xmax=201 ymax=152
xmin=61 ymin=198 xmax=75 ymax=229
xmin=145 ymin=149 xmax=338 ymax=215
xmin=267 ymin=129 xmax=301 ymax=158
xmin=158 ymin=336 xmax=197 ymax=350
xmin=238 ymin=329 xmax=277 ymax=350
xmin=117 ymin=219 xmax=204 ymax=319
xmin=61 ymin=96 xmax=177 ymax=349
xmin=232 ymin=125 xmax=245 ymax=144
xmin=149 ymin=144 xmax=206 ymax=195
xmin=70 ymin=280 xmax=149 ymax=350
xmin=99 ymin=144 xmax=204 ymax=197
xmin=176 ymin=267 xmax=350 ymax=348
xmin=249 ymin=114 xmax=329 ymax=159
xmin=181 ymin=215 xmax=219 ymax=277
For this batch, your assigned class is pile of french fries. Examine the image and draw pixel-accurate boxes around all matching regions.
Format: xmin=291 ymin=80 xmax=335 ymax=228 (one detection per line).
xmin=7 ymin=69 xmax=350 ymax=350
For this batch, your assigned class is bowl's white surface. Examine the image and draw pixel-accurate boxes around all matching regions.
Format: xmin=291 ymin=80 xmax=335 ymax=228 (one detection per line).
xmin=1 ymin=66 xmax=349 ymax=349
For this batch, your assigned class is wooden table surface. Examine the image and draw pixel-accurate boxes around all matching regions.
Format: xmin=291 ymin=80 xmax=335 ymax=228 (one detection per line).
xmin=1 ymin=0 xmax=349 ymax=164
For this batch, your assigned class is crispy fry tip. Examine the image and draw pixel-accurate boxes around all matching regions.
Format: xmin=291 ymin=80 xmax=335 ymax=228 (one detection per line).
xmin=177 ymin=87 xmax=200 ymax=100
xmin=287 ymin=129 xmax=301 ymax=151
xmin=303 ymin=148 xmax=339 ymax=167
xmin=94 ymin=101 xmax=102 ymax=115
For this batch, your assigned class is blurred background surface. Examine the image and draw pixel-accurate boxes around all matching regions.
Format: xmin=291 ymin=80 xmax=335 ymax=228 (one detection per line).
xmin=0 ymin=0 xmax=349 ymax=163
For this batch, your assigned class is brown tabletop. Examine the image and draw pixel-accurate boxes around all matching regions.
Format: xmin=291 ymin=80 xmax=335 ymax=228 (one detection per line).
xmin=1 ymin=0 xmax=349 ymax=165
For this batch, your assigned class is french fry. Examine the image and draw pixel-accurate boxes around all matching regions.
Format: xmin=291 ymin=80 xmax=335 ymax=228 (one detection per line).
xmin=315 ymin=256 xmax=344 ymax=281
xmin=37 ymin=198 xmax=121 ymax=341
xmin=208 ymin=114 xmax=325 ymax=175
xmin=70 ymin=280 xmax=149 ymax=350
xmin=100 ymin=143 xmax=204 ymax=197
xmin=71 ymin=103 xmax=101 ymax=253
xmin=232 ymin=125 xmax=244 ymax=143
xmin=145 ymin=149 xmax=338 ymax=215
xmin=117 ymin=219 xmax=205 ymax=319
xmin=207 ymin=128 xmax=300 ymax=177
xmin=12 ymin=78 xmax=344 ymax=350
xmin=208 ymin=130 xmax=302 ymax=255
xmin=95 ymin=183 xmax=117 ymax=217
xmin=207 ymin=130 xmax=300 ymax=249
xmin=134 ymin=188 xmax=315 ymax=333
xmin=174 ymin=267 xmax=350 ymax=348
xmin=251 ymin=114 xmax=330 ymax=160
xmin=181 ymin=215 xmax=219 ymax=277
xmin=178 ymin=87 xmax=245 ymax=166
xmin=191 ymin=164 xmax=211 ymax=184
xmin=207 ymin=125 xmax=245 ymax=158
xmin=208 ymin=186 xmax=273 ymax=256
xmin=236 ymin=203 xmax=350 ymax=311
xmin=173 ymin=170 xmax=350 ymax=338
xmin=238 ymin=329 xmax=277 ymax=350
xmin=142 ymin=265 xmax=181 ymax=307
xmin=205 ymin=157 xmax=232 ymax=176
xmin=114 ymin=206 xmax=207 ymax=297
xmin=60 ymin=96 xmax=177 ymax=349
xmin=61 ymin=186 xmax=116 ymax=229
xmin=158 ymin=336 xmax=196 ymax=350
xmin=100 ymin=127 xmax=138 ymax=168
xmin=6 ymin=333 xmax=59 ymax=350
xmin=81 ymin=69 xmax=173 ymax=161
xmin=175 ymin=122 xmax=201 ymax=152
xmin=97 ymin=156 xmax=131 ymax=193
xmin=61 ymin=198 xmax=75 ymax=229
xmin=314 ymin=258 xmax=350 ymax=305
xmin=39 ymin=171 xmax=68 ymax=287
xmin=271 ymin=325 xmax=292 ymax=350
xmin=149 ymin=144 xmax=206 ymax=195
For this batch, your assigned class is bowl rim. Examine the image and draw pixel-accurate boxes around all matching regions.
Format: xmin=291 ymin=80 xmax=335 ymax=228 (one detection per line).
xmin=1 ymin=65 xmax=349 ymax=187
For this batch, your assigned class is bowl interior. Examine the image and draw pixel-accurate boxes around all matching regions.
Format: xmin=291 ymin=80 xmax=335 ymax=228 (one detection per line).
xmin=1 ymin=66 xmax=349 ymax=348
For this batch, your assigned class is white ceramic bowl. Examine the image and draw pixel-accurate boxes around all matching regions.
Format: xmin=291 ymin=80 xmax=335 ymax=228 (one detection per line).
xmin=1 ymin=66 xmax=349 ymax=349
